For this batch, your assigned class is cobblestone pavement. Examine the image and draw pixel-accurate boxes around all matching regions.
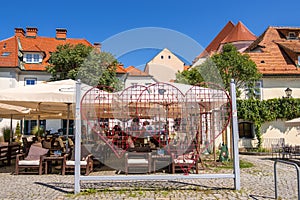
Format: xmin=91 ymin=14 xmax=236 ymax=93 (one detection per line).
xmin=0 ymin=155 xmax=298 ymax=200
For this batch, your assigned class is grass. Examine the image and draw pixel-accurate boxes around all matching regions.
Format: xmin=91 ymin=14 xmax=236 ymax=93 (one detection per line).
xmin=216 ymin=159 xmax=254 ymax=169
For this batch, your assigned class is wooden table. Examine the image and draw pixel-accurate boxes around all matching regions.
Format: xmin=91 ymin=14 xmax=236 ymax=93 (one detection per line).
xmin=43 ymin=156 xmax=64 ymax=174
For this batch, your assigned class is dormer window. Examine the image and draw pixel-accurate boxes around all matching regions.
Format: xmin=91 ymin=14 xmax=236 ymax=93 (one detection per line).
xmin=288 ymin=32 xmax=297 ymax=40
xmin=23 ymin=53 xmax=42 ymax=63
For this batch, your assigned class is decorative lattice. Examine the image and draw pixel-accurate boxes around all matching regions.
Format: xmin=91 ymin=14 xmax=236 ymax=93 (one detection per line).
xmin=80 ymin=82 xmax=231 ymax=174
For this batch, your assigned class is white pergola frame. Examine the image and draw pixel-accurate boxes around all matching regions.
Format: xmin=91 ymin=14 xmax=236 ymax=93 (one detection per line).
xmin=74 ymin=79 xmax=240 ymax=194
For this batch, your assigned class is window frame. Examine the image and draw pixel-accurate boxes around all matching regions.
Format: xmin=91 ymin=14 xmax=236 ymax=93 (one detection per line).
xmin=24 ymin=77 xmax=37 ymax=86
xmin=238 ymin=121 xmax=254 ymax=139
xmin=24 ymin=53 xmax=42 ymax=63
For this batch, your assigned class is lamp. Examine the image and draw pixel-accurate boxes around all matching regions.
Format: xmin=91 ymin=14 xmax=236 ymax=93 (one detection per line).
xmin=285 ymin=87 xmax=292 ymax=98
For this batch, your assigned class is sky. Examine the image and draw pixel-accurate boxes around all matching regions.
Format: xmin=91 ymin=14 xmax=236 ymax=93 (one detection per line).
xmin=1 ymin=0 xmax=300 ymax=70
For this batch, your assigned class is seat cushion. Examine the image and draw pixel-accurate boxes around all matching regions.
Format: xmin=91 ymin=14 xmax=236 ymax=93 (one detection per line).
xmin=66 ymin=160 xmax=87 ymax=166
xmin=174 ymin=159 xmax=195 ymax=164
xmin=19 ymin=160 xmax=40 ymax=165
xmin=128 ymin=158 xmax=148 ymax=164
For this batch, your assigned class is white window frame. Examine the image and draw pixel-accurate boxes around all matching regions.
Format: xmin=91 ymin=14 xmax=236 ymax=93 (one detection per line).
xmin=24 ymin=53 xmax=42 ymax=63
xmin=24 ymin=78 xmax=37 ymax=86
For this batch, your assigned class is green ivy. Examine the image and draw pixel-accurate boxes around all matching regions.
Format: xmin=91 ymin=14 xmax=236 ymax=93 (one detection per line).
xmin=237 ymin=98 xmax=300 ymax=148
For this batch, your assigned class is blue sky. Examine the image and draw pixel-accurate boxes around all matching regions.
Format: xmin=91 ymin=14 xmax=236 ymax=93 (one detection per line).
xmin=1 ymin=0 xmax=299 ymax=70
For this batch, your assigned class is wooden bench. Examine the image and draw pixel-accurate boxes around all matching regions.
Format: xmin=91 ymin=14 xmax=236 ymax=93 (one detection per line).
xmin=0 ymin=143 xmax=21 ymax=165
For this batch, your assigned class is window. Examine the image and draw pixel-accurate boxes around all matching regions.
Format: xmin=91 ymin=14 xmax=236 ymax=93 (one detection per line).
xmin=298 ymin=56 xmax=300 ymax=66
xmin=24 ymin=53 xmax=42 ymax=63
xmin=246 ymin=81 xmax=262 ymax=100
xmin=1 ymin=52 xmax=10 ymax=57
xmin=161 ymin=55 xmax=164 ymax=59
xmin=238 ymin=122 xmax=254 ymax=138
xmin=288 ymin=32 xmax=297 ymax=40
xmin=24 ymin=78 xmax=37 ymax=86
xmin=168 ymin=55 xmax=171 ymax=59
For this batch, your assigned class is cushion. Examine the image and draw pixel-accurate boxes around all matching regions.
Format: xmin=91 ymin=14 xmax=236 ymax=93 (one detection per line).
xmin=19 ymin=160 xmax=40 ymax=165
xmin=174 ymin=159 xmax=195 ymax=164
xmin=66 ymin=160 xmax=87 ymax=166
xmin=128 ymin=158 xmax=148 ymax=164
xmin=25 ymin=145 xmax=49 ymax=161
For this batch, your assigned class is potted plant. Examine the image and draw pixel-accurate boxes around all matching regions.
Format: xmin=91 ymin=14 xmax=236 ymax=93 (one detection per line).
xmin=2 ymin=126 xmax=12 ymax=143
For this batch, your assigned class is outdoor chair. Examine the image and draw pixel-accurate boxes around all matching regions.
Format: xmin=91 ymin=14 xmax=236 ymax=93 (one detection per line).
xmin=124 ymin=152 xmax=152 ymax=174
xmin=171 ymin=151 xmax=198 ymax=174
xmin=271 ymin=144 xmax=281 ymax=159
xmin=15 ymin=144 xmax=49 ymax=175
xmin=61 ymin=147 xmax=93 ymax=175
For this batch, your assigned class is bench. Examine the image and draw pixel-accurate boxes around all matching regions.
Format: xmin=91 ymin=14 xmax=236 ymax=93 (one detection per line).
xmin=0 ymin=143 xmax=21 ymax=165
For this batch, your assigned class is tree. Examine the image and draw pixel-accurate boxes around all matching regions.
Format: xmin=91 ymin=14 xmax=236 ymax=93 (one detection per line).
xmin=47 ymin=43 xmax=93 ymax=80
xmin=47 ymin=43 xmax=122 ymax=90
xmin=77 ymin=50 xmax=122 ymax=90
xmin=176 ymin=44 xmax=262 ymax=97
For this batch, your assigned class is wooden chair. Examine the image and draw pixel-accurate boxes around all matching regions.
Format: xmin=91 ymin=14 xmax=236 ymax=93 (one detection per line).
xmin=15 ymin=145 xmax=49 ymax=175
xmin=171 ymin=151 xmax=198 ymax=174
xmin=61 ymin=148 xmax=93 ymax=175
xmin=124 ymin=152 xmax=152 ymax=174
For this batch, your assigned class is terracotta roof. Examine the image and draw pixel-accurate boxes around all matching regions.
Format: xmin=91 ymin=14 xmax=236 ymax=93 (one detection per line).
xmin=184 ymin=65 xmax=190 ymax=70
xmin=0 ymin=37 xmax=19 ymax=67
xmin=193 ymin=21 xmax=256 ymax=64
xmin=125 ymin=66 xmax=150 ymax=76
xmin=195 ymin=21 xmax=235 ymax=60
xmin=221 ymin=21 xmax=256 ymax=43
xmin=116 ymin=64 xmax=127 ymax=73
xmin=245 ymin=26 xmax=300 ymax=75
xmin=0 ymin=29 xmax=92 ymax=71
xmin=276 ymin=41 xmax=300 ymax=53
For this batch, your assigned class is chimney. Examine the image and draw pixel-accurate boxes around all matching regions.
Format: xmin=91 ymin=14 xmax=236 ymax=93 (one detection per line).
xmin=15 ymin=28 xmax=25 ymax=37
xmin=26 ymin=27 xmax=38 ymax=38
xmin=56 ymin=28 xmax=67 ymax=40
xmin=93 ymin=42 xmax=101 ymax=52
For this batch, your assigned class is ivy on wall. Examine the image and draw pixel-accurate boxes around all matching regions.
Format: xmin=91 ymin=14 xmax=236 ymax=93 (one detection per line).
xmin=237 ymin=98 xmax=300 ymax=148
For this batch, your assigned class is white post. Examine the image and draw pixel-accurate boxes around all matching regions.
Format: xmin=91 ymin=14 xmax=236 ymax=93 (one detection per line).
xmin=74 ymin=80 xmax=81 ymax=194
xmin=230 ymin=79 xmax=240 ymax=190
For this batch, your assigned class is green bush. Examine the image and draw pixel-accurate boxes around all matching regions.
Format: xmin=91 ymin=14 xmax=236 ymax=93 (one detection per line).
xmin=2 ymin=127 xmax=12 ymax=142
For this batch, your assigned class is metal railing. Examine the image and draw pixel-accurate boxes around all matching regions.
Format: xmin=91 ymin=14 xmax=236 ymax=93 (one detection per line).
xmin=274 ymin=159 xmax=300 ymax=200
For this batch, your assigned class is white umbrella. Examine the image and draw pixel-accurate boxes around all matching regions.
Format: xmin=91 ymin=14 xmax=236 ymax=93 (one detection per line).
xmin=285 ymin=117 xmax=300 ymax=126
xmin=0 ymin=79 xmax=91 ymax=148
xmin=0 ymin=103 xmax=31 ymax=143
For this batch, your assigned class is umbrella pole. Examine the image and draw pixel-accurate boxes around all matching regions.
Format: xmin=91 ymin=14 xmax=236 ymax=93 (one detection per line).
xmin=66 ymin=103 xmax=71 ymax=152
xmin=9 ymin=114 xmax=13 ymax=144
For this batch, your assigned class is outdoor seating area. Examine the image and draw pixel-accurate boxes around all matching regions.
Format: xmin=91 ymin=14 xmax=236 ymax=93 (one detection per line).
xmin=0 ymin=82 xmax=232 ymax=176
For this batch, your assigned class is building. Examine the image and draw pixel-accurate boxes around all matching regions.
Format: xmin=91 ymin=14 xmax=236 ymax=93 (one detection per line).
xmin=0 ymin=27 xmax=95 ymax=135
xmin=245 ymin=26 xmax=300 ymax=100
xmin=193 ymin=21 xmax=257 ymax=66
xmin=124 ymin=66 xmax=156 ymax=89
xmin=241 ymin=26 xmax=300 ymax=147
xmin=144 ymin=48 xmax=188 ymax=82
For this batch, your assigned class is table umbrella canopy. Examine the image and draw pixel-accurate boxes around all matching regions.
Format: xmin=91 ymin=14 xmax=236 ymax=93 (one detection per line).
xmin=285 ymin=117 xmax=300 ymax=126
xmin=0 ymin=103 xmax=31 ymax=119
xmin=0 ymin=79 xmax=76 ymax=113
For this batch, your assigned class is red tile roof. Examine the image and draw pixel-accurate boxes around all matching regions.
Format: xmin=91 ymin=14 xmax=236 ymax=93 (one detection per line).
xmin=245 ymin=26 xmax=300 ymax=75
xmin=221 ymin=21 xmax=256 ymax=43
xmin=0 ymin=28 xmax=92 ymax=71
xmin=116 ymin=64 xmax=127 ymax=74
xmin=125 ymin=66 xmax=150 ymax=76
xmin=195 ymin=21 xmax=235 ymax=60
xmin=193 ymin=21 xmax=256 ymax=64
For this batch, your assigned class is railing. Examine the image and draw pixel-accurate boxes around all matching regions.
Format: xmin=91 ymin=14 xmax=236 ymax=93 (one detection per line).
xmin=274 ymin=159 xmax=300 ymax=200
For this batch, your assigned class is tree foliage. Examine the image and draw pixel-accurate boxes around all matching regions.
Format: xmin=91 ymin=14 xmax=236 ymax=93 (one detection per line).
xmin=46 ymin=43 xmax=122 ymax=90
xmin=176 ymin=44 xmax=262 ymax=96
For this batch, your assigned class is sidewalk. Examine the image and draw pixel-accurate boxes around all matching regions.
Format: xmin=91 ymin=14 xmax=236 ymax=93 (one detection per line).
xmin=0 ymin=155 xmax=297 ymax=200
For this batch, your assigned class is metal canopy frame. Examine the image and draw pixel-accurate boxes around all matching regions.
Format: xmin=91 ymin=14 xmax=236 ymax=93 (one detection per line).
xmin=74 ymin=80 xmax=240 ymax=194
